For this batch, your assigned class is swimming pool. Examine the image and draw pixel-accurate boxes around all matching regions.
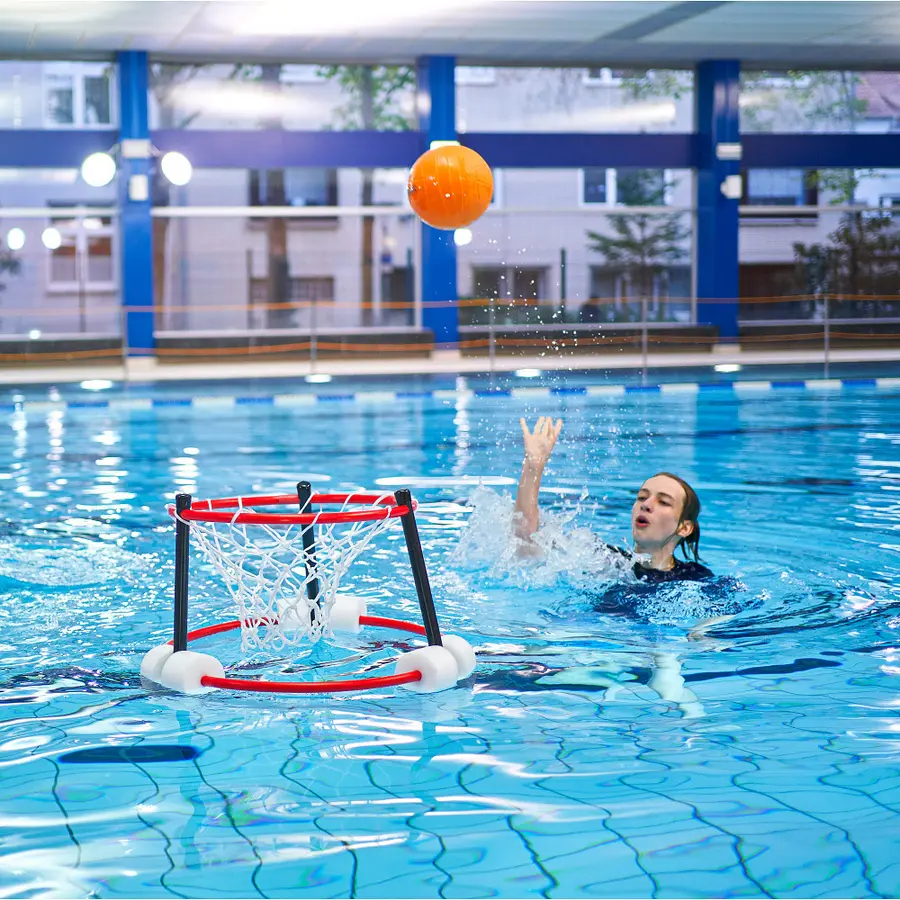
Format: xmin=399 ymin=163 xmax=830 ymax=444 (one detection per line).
xmin=2 ymin=373 xmax=899 ymax=898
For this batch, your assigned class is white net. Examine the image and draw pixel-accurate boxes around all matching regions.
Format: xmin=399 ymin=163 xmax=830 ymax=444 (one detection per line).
xmin=181 ymin=494 xmax=398 ymax=652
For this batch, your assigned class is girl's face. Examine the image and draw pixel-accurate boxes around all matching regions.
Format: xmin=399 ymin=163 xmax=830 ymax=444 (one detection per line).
xmin=631 ymin=475 xmax=690 ymax=550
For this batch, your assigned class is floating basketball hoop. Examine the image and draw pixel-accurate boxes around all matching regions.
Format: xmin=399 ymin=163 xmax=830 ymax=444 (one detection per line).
xmin=140 ymin=483 xmax=476 ymax=695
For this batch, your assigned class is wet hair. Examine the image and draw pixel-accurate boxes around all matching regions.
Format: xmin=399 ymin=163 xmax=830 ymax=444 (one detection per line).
xmin=653 ymin=472 xmax=702 ymax=562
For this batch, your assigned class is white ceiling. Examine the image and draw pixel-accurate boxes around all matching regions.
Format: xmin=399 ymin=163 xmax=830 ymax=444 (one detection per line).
xmin=2 ymin=0 xmax=900 ymax=69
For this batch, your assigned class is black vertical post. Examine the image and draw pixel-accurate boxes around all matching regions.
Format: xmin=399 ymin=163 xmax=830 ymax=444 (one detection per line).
xmin=174 ymin=493 xmax=191 ymax=653
xmin=297 ymin=481 xmax=321 ymax=625
xmin=394 ymin=489 xmax=442 ymax=647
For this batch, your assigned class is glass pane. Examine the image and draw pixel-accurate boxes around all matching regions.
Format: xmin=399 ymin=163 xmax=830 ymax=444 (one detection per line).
xmin=739 ymin=166 xmax=900 ymax=316
xmin=0 ymin=213 xmax=120 ymax=337
xmin=741 ymin=70 xmax=873 ymax=134
xmin=86 ymin=234 xmax=113 ymax=283
xmin=283 ymin=169 xmax=336 ymax=206
xmin=457 ymin=67 xmax=693 ymax=133
xmin=84 ymin=73 xmax=111 ymax=125
xmin=45 ymin=74 xmax=74 ymax=125
xmin=457 ymin=169 xmax=695 ymax=328
xmin=0 ymin=61 xmax=117 ymax=129
xmin=148 ymin=62 xmax=416 ymax=131
xmin=747 ymin=169 xmax=805 ymax=205
xmin=154 ymin=200 xmax=417 ymax=333
xmin=50 ymin=238 xmax=77 ymax=283
xmin=617 ymin=168 xmax=668 ymax=206
xmin=582 ymin=168 xmax=607 ymax=204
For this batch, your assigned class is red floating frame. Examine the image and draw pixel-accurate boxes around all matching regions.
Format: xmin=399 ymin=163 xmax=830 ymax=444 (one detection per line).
xmin=169 ymin=492 xmax=415 ymax=527
xmin=168 ymin=614 xmax=428 ymax=694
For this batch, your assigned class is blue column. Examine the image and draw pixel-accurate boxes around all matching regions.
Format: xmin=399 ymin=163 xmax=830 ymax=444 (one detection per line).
xmin=695 ymin=60 xmax=740 ymax=341
xmin=117 ymin=51 xmax=154 ymax=355
xmin=416 ymin=56 xmax=458 ymax=346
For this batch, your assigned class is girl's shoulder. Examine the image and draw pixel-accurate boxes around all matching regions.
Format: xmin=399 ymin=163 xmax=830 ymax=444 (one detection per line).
xmin=675 ymin=559 xmax=715 ymax=581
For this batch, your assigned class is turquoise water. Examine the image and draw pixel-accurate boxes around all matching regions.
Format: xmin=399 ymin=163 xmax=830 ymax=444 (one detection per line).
xmin=1 ymin=379 xmax=899 ymax=898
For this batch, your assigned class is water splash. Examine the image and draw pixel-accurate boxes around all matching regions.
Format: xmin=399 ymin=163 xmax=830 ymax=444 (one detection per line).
xmin=455 ymin=485 xmax=633 ymax=589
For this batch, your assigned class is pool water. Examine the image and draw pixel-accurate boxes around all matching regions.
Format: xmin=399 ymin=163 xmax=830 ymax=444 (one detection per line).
xmin=1 ymin=379 xmax=899 ymax=898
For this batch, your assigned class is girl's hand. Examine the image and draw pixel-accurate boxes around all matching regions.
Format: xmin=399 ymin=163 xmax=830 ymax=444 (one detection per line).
xmin=520 ymin=417 xmax=563 ymax=468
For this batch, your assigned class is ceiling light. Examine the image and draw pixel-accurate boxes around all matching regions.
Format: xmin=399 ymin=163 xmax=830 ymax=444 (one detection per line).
xmin=81 ymin=151 xmax=117 ymax=187
xmin=160 ymin=151 xmax=193 ymax=186
xmin=6 ymin=228 xmax=25 ymax=251
xmin=41 ymin=227 xmax=62 ymax=250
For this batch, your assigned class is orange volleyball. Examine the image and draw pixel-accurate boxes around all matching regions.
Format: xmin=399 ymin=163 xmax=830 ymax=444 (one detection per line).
xmin=407 ymin=144 xmax=493 ymax=230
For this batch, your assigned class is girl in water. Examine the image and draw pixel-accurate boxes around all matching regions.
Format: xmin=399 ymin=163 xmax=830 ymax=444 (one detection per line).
xmin=514 ymin=417 xmax=714 ymax=582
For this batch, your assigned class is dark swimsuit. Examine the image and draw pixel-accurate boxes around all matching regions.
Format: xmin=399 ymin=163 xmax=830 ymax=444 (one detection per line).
xmin=583 ymin=545 xmax=725 ymax=617
xmin=633 ymin=557 xmax=715 ymax=583
xmin=605 ymin=544 xmax=715 ymax=583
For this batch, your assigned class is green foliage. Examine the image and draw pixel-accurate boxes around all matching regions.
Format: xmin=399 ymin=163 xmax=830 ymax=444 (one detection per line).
xmin=0 ymin=248 xmax=21 ymax=292
xmin=792 ymin=210 xmax=900 ymax=299
xmin=586 ymin=170 xmax=690 ymax=311
xmin=740 ymin=70 xmax=866 ymax=133
xmin=316 ymin=65 xmax=416 ymax=131
xmin=619 ymin=69 xmax=692 ymax=102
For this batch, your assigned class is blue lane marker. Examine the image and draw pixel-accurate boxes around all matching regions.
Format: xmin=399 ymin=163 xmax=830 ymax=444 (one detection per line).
xmin=7 ymin=374 xmax=899 ymax=414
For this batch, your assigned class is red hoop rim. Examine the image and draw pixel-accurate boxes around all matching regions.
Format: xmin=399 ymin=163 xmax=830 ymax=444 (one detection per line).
xmin=169 ymin=614 xmax=429 ymax=694
xmin=168 ymin=492 xmax=415 ymax=526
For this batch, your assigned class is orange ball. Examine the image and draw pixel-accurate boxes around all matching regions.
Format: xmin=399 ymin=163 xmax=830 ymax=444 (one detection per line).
xmin=407 ymin=144 xmax=493 ymax=230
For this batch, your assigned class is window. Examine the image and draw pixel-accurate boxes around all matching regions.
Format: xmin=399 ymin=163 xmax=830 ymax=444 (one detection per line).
xmin=46 ymin=211 xmax=115 ymax=291
xmin=580 ymin=168 xmax=613 ymax=205
xmin=617 ymin=168 xmax=668 ymax=206
xmin=250 ymin=276 xmax=334 ymax=305
xmin=587 ymin=265 xmax=691 ymax=322
xmin=291 ymin=276 xmax=334 ymax=303
xmin=583 ymin=68 xmax=626 ymax=86
xmin=741 ymin=168 xmax=818 ymax=218
xmin=489 ymin=168 xmax=503 ymax=208
xmin=513 ymin=267 xmax=545 ymax=302
xmin=581 ymin=168 xmax=676 ymax=206
xmin=249 ymin=168 xmax=338 ymax=207
xmin=473 ymin=267 xmax=507 ymax=300
xmin=880 ymin=195 xmax=900 ymax=219
xmin=43 ymin=63 xmax=113 ymax=127
xmin=455 ymin=67 xmax=495 ymax=86
xmin=279 ymin=65 xmax=326 ymax=84
xmin=472 ymin=266 xmax=546 ymax=302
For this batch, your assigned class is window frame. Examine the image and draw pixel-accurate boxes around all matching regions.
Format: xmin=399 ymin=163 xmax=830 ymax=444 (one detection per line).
xmin=455 ymin=67 xmax=496 ymax=86
xmin=42 ymin=62 xmax=115 ymax=129
xmin=578 ymin=167 xmax=616 ymax=207
xmin=582 ymin=67 xmax=625 ymax=87
xmin=45 ymin=211 xmax=117 ymax=293
xmin=740 ymin=167 xmax=819 ymax=221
